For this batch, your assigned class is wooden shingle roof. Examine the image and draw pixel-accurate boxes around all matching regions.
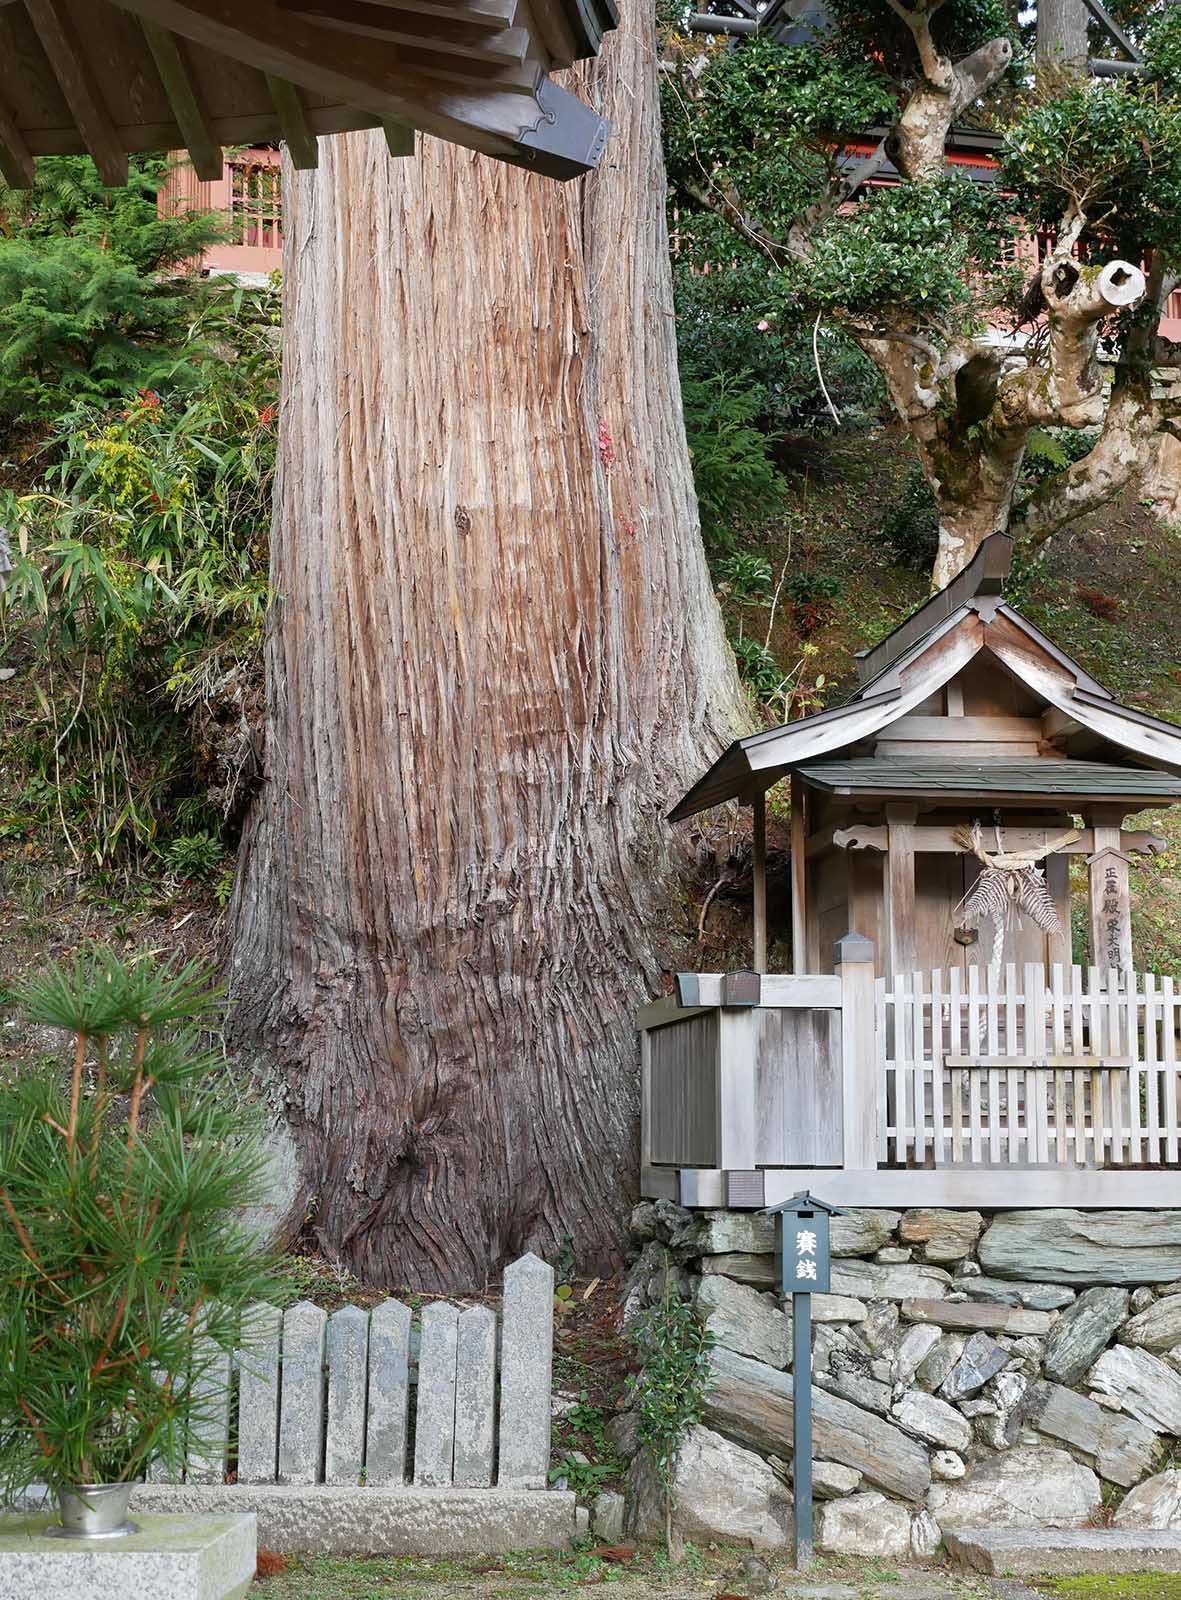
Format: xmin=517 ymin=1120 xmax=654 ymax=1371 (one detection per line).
xmin=797 ymin=759 xmax=1181 ymax=804
xmin=668 ymin=533 xmax=1181 ymax=823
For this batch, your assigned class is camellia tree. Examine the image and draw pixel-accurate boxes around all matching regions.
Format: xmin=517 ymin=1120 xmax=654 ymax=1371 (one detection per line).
xmin=662 ymin=1 xmax=1181 ymax=584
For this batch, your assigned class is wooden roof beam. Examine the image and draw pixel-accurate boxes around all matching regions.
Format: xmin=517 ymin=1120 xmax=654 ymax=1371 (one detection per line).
xmin=278 ymin=0 xmax=530 ymax=64
xmin=276 ymin=0 xmax=521 ymax=33
xmin=264 ymin=76 xmax=318 ymax=169
xmin=0 ymin=97 xmax=35 ymax=189
xmin=140 ymin=21 xmax=222 ymax=182
xmin=24 ymin=0 xmax=127 ymax=186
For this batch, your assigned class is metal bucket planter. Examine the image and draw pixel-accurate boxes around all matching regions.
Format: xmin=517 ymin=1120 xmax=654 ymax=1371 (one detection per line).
xmin=47 ymin=1481 xmax=140 ymax=1539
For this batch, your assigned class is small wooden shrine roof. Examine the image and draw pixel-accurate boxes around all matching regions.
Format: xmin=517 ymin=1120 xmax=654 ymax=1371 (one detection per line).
xmin=797 ymin=758 xmax=1181 ymax=804
xmin=0 ymin=0 xmax=617 ymax=189
xmin=669 ymin=533 xmax=1181 ymax=823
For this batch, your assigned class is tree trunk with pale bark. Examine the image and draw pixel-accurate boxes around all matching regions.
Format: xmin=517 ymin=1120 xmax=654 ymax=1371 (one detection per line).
xmin=226 ymin=1 xmax=746 ymax=1290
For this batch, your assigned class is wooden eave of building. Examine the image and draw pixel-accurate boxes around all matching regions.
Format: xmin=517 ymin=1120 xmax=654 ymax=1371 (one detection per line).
xmin=796 ymin=757 xmax=1181 ymax=806
xmin=0 ymin=0 xmax=618 ymax=190
xmin=668 ymin=533 xmax=1181 ymax=824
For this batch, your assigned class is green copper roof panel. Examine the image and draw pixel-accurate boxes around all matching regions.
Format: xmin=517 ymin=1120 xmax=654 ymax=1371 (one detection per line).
xmin=797 ymin=758 xmax=1181 ymax=800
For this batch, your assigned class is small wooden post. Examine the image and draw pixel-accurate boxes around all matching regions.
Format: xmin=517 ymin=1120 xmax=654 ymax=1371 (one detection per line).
xmin=752 ymin=787 xmax=768 ymax=975
xmin=836 ymin=932 xmax=877 ymax=1171
xmin=1087 ymin=809 xmax=1132 ymax=976
xmin=790 ymin=774 xmax=807 ymax=974
xmin=885 ymin=803 xmax=918 ymax=983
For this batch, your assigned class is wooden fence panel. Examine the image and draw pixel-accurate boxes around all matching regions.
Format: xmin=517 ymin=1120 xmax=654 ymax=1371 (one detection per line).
xmin=646 ymin=1012 xmax=719 ymax=1166
xmin=880 ymin=962 xmax=1181 ymax=1173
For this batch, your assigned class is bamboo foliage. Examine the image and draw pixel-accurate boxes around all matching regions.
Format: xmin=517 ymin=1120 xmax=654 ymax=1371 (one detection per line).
xmin=0 ymin=948 xmax=280 ymax=1496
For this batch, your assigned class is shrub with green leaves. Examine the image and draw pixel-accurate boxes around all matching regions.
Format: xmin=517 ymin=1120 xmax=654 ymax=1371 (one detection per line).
xmin=681 ymin=369 xmax=788 ymax=553
xmin=0 ymin=276 xmax=278 ymax=868
xmin=0 ymin=155 xmax=224 ymax=426
xmin=0 ymin=947 xmax=279 ymax=1495
xmin=626 ymin=1267 xmax=714 ymax=1556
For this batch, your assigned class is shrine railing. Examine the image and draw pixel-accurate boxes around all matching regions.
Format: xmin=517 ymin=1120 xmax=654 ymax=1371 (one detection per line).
xmin=638 ymin=943 xmax=1181 ymax=1210
xmin=881 ymin=961 xmax=1181 ymax=1169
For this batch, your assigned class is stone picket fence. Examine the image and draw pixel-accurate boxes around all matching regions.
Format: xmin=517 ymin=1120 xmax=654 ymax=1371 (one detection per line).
xmin=98 ymin=1252 xmax=584 ymax=1554
xmin=160 ymin=1252 xmax=555 ymax=1493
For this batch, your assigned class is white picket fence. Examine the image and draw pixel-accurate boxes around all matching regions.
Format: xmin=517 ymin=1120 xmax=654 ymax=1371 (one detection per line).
xmin=156 ymin=1251 xmax=555 ymax=1491
xmin=879 ymin=962 xmax=1181 ymax=1168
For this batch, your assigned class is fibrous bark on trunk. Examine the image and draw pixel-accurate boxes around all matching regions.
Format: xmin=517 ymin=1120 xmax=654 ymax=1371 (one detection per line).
xmin=226 ymin=1 xmax=747 ymax=1290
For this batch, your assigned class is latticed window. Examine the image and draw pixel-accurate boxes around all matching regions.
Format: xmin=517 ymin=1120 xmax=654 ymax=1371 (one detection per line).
xmin=228 ymin=155 xmax=282 ymax=250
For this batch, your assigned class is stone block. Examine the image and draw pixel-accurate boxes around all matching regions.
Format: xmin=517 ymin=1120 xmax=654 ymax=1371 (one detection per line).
xmin=325 ymin=1305 xmax=369 ymax=1486
xmin=1026 ymin=1380 xmax=1160 ymax=1488
xmin=1044 ymin=1287 xmax=1129 ymax=1386
xmin=818 ymin=1492 xmax=910 ymax=1558
xmin=831 ymin=1210 xmax=902 ymax=1257
xmin=1115 ymin=1468 xmax=1181 ymax=1528
xmin=964 ymin=1277 xmax=1076 ymax=1312
xmin=702 ymin=1347 xmax=931 ymax=1503
xmin=939 ymin=1332 xmax=1008 ymax=1401
xmin=812 ymin=1294 xmax=868 ymax=1324
xmin=627 ymin=1423 xmax=790 ymax=1548
xmin=187 ymin=1333 xmax=230 ymax=1485
xmin=1088 ymin=1344 xmax=1181 ymax=1434
xmin=945 ymin=1526 xmax=1181 ymax=1577
xmin=277 ymin=1301 xmax=326 ymax=1486
xmin=695 ymin=1276 xmax=792 ymax=1369
xmin=931 ymin=1451 xmax=965 ymax=1481
xmin=690 ymin=1212 xmax=775 ymax=1255
xmin=832 ymin=1262 xmax=951 ymax=1303
xmin=979 ymin=1211 xmax=1181 ymax=1286
xmin=1122 ymin=1294 xmax=1181 ymax=1353
xmin=453 ymin=1305 xmax=497 ymax=1488
xmin=890 ymin=1390 xmax=971 ymax=1452
xmin=911 ymin=1507 xmax=942 ymax=1558
xmin=0 ymin=1511 xmax=255 ymax=1600
xmin=901 ymin=1298 xmax=1053 ymax=1336
xmin=895 ymin=1324 xmax=942 ymax=1385
xmin=236 ymin=1302 xmax=281 ymax=1485
xmin=915 ymin=1333 xmax=963 ymax=1393
xmin=591 ymin=1491 xmax=625 ymax=1542
xmin=414 ymin=1301 xmax=460 ymax=1487
xmin=129 ymin=1485 xmax=577 ymax=1554
xmin=498 ymin=1252 xmax=554 ymax=1489
xmin=366 ymin=1298 xmax=412 ymax=1487
xmin=899 ymin=1210 xmax=983 ymax=1263
xmin=928 ymin=1445 xmax=1100 ymax=1530
xmin=699 ymin=1252 xmax=776 ymax=1287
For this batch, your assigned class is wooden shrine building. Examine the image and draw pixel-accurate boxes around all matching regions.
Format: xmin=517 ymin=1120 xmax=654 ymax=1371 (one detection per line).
xmin=0 ymin=0 xmax=617 ymax=191
xmin=641 ymin=535 xmax=1181 ymax=1210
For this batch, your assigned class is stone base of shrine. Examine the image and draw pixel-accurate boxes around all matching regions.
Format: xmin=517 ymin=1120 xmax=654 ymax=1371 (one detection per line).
xmin=645 ymin=1166 xmax=1181 ymax=1209
xmin=0 ymin=1511 xmax=256 ymax=1600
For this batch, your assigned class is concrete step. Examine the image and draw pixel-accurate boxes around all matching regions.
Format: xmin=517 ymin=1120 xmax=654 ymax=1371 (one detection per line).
xmin=945 ymin=1526 xmax=1181 ymax=1577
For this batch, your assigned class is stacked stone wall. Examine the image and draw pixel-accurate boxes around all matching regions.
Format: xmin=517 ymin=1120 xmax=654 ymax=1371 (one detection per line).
xmin=621 ymin=1203 xmax=1181 ymax=1555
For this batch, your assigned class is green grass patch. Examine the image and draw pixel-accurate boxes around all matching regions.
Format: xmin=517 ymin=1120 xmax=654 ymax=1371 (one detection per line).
xmin=1040 ymin=1577 xmax=1181 ymax=1600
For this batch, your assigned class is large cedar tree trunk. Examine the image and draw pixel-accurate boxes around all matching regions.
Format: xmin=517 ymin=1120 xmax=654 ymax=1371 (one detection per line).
xmin=227 ymin=0 xmax=746 ymax=1289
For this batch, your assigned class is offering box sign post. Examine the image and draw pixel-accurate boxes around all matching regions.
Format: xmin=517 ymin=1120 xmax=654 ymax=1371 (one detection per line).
xmin=763 ymin=1192 xmax=843 ymax=1568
